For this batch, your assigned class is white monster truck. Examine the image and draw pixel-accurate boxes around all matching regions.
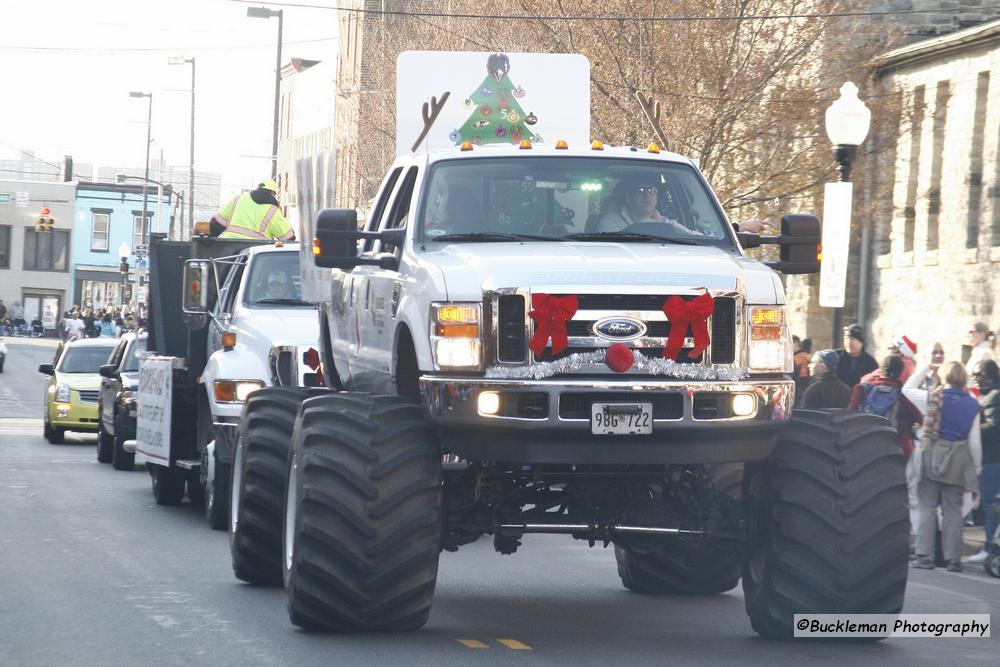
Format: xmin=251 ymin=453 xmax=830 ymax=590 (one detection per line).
xmin=229 ymin=140 xmax=909 ymax=638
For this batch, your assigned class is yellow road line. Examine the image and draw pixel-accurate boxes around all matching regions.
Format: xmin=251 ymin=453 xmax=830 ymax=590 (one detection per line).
xmin=498 ymin=639 xmax=532 ymax=650
xmin=456 ymin=639 xmax=489 ymax=649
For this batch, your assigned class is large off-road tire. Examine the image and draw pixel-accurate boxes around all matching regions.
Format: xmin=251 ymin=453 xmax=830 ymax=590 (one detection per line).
xmin=742 ymin=410 xmax=908 ymax=640
xmin=283 ymin=393 xmax=441 ymax=632
xmin=44 ymin=420 xmax=65 ymax=445
xmin=615 ymin=463 xmax=743 ymax=595
xmin=96 ymin=422 xmax=114 ymax=463
xmin=150 ymin=464 xmax=186 ymax=506
xmin=230 ymin=387 xmax=327 ymax=585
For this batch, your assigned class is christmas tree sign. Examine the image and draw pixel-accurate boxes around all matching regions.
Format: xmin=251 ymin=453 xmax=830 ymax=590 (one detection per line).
xmin=450 ymin=53 xmax=538 ymax=146
xmin=396 ymin=51 xmax=590 ymax=156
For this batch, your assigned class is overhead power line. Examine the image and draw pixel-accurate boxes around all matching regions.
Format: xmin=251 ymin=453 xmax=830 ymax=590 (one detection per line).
xmin=0 ymin=36 xmax=336 ymax=55
xmin=227 ymin=0 xmax=1000 ymax=22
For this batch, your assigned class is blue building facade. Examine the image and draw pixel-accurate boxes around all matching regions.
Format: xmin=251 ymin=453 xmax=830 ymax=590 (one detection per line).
xmin=72 ymin=183 xmax=171 ymax=310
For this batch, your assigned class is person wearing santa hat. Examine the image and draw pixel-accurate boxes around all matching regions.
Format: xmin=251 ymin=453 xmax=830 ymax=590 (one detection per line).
xmin=860 ymin=333 xmax=916 ymax=385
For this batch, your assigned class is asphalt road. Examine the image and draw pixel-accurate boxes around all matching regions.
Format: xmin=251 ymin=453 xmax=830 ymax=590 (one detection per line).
xmin=1 ymin=340 xmax=998 ymax=666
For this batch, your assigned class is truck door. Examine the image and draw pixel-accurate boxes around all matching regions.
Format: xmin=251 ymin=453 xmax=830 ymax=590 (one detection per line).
xmin=362 ymin=165 xmax=419 ymax=391
xmin=332 ymin=166 xmax=404 ymax=388
xmin=207 ymin=255 xmax=247 ymax=356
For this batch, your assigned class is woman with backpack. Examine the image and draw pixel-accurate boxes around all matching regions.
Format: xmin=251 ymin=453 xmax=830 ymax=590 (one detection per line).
xmin=906 ymin=362 xmax=982 ymax=572
xmin=848 ymin=355 xmax=922 ymax=457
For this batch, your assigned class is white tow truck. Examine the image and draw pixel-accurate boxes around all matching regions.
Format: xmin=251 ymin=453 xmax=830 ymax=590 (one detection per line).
xmin=227 ymin=51 xmax=909 ymax=639
xmin=135 ymin=233 xmax=321 ymax=529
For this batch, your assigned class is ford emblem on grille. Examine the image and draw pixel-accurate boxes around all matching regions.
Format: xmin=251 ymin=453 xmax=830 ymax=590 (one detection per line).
xmin=593 ymin=316 xmax=647 ymax=341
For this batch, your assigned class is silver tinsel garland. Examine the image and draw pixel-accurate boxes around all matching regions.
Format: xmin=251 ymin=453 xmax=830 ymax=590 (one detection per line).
xmin=485 ymin=349 xmax=748 ymax=381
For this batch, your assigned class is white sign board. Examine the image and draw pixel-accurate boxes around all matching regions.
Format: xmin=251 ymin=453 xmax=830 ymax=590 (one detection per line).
xmin=818 ymin=182 xmax=853 ymax=308
xmin=135 ymin=356 xmax=174 ymax=467
xmin=15 ymin=191 xmax=29 ymax=208
xmin=296 ymin=152 xmax=336 ymax=304
xmin=396 ymin=51 xmax=590 ymax=156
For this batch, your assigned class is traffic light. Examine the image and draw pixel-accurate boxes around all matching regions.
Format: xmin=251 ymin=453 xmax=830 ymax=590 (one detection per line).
xmin=35 ymin=207 xmax=55 ymax=232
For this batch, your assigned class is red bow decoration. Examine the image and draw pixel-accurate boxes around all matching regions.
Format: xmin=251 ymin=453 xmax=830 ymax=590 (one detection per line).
xmin=529 ymin=293 xmax=578 ymax=357
xmin=662 ymin=293 xmax=714 ymax=360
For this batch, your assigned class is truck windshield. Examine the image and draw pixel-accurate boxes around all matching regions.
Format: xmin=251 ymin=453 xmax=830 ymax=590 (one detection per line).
xmin=122 ymin=337 xmax=148 ymax=373
xmin=419 ymin=157 xmax=734 ymax=247
xmin=58 ymin=346 xmax=113 ymax=373
xmin=243 ymin=251 xmax=313 ymax=308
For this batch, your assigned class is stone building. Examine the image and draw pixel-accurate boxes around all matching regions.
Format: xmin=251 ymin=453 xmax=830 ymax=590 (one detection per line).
xmin=864 ymin=18 xmax=1000 ymax=363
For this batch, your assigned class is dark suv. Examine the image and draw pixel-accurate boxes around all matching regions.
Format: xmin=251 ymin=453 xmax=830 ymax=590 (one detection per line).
xmin=97 ymin=333 xmax=147 ymax=470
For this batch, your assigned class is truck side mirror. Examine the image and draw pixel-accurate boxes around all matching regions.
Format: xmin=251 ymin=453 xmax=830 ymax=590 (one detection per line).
xmin=313 ymin=208 xmax=361 ymax=269
xmin=751 ymin=214 xmax=821 ymax=275
xmin=775 ymin=214 xmax=821 ymax=274
xmin=312 ymin=209 xmax=409 ymax=270
xmin=99 ymin=364 xmax=118 ymax=379
xmin=38 ymin=363 xmax=54 ymax=376
xmin=183 ymin=260 xmax=211 ymax=314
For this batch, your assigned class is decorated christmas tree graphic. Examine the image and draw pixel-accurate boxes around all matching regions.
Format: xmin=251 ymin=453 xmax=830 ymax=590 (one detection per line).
xmin=450 ymin=53 xmax=540 ymax=146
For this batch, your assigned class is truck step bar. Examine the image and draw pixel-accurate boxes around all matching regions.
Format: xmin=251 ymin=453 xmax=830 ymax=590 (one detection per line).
xmin=175 ymin=459 xmax=201 ymax=470
xmin=497 ymin=523 xmax=740 ymax=540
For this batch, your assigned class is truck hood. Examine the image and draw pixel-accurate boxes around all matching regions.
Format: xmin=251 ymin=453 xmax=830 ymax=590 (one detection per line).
xmin=424 ymin=242 xmax=781 ymax=303
xmin=239 ymin=308 xmax=319 ymax=346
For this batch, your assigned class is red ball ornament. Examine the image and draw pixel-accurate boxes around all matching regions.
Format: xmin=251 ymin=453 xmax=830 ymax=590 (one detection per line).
xmin=605 ymin=343 xmax=634 ymax=373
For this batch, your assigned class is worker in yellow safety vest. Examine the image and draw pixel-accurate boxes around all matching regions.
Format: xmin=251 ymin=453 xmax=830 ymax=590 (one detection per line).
xmin=210 ymin=179 xmax=295 ymax=241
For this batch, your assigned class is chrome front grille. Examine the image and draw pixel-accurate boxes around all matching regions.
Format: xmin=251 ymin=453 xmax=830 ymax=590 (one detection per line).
xmin=490 ymin=293 xmax=738 ymax=368
xmin=77 ymin=390 xmax=99 ymax=403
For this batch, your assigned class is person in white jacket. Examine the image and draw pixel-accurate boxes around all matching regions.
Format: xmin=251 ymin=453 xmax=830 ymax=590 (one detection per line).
xmin=966 ymin=322 xmax=996 ymax=381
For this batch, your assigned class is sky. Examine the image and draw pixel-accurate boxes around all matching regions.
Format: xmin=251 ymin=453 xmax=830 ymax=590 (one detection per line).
xmin=0 ymin=0 xmax=338 ymax=203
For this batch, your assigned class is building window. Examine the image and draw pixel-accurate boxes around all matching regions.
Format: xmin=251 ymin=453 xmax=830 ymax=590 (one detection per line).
xmin=132 ymin=213 xmax=151 ymax=251
xmin=0 ymin=225 xmax=10 ymax=269
xmin=91 ymin=212 xmax=110 ymax=252
xmin=926 ymin=80 xmax=950 ymax=252
xmin=967 ymin=72 xmax=990 ymax=249
xmin=903 ymin=85 xmax=925 ymax=254
xmin=23 ymin=228 xmax=69 ymax=271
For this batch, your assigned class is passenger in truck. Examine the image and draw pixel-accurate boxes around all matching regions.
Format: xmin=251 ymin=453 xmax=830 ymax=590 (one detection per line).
xmin=266 ymin=271 xmax=290 ymax=299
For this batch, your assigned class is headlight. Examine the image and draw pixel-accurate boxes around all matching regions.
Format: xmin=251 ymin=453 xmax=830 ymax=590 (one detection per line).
xmin=747 ymin=306 xmax=789 ymax=373
xmin=431 ymin=303 xmax=482 ymax=370
xmin=55 ymin=383 xmax=71 ymax=403
xmin=213 ymin=380 xmax=265 ymax=403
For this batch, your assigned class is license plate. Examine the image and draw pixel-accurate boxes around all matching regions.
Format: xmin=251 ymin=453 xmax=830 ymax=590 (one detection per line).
xmin=591 ymin=402 xmax=653 ymax=435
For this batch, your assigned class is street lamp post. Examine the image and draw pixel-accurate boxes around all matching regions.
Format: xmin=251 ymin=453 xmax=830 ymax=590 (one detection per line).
xmin=129 ymin=90 xmax=153 ymax=260
xmin=246 ymin=5 xmax=283 ymax=179
xmin=819 ymin=82 xmax=871 ymax=346
xmin=168 ymin=56 xmax=196 ymax=229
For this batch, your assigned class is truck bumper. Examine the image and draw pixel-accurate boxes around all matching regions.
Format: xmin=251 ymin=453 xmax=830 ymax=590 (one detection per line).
xmin=419 ymin=375 xmax=793 ymax=465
